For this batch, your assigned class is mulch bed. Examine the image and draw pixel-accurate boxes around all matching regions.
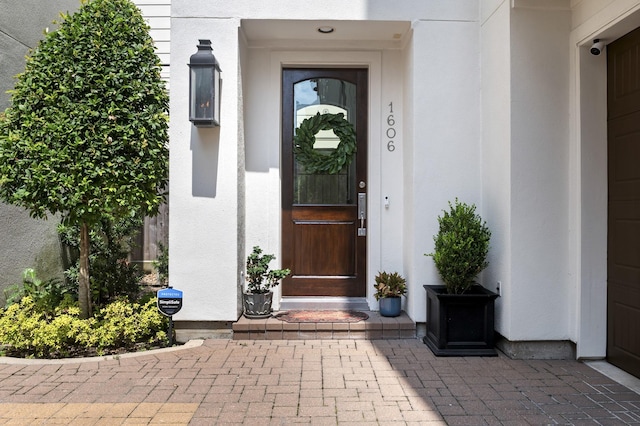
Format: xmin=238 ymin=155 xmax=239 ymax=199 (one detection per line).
xmin=273 ymin=310 xmax=369 ymax=323
xmin=0 ymin=341 xmax=172 ymax=360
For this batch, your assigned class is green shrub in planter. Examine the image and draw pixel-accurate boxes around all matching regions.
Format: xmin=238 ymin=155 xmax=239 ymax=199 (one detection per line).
xmin=245 ymin=246 xmax=291 ymax=294
xmin=243 ymin=246 xmax=290 ymax=318
xmin=426 ymin=199 xmax=491 ymax=294
xmin=374 ymin=271 xmax=407 ymax=317
xmin=373 ymin=271 xmax=407 ymax=300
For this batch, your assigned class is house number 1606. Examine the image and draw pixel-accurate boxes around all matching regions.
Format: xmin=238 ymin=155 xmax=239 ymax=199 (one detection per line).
xmin=386 ymin=102 xmax=397 ymax=152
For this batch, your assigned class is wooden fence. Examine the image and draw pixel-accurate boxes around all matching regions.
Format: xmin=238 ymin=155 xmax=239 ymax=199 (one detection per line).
xmin=130 ymin=202 xmax=168 ymax=270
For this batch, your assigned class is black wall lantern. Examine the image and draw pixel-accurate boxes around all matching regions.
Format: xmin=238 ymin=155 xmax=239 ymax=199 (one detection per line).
xmin=189 ymin=39 xmax=221 ymax=127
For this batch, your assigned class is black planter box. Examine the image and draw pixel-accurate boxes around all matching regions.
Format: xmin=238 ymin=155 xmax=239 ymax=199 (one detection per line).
xmin=423 ymin=285 xmax=498 ymax=357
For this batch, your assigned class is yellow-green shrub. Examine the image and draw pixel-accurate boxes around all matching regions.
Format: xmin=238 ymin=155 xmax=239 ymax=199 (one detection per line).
xmin=89 ymin=298 xmax=167 ymax=352
xmin=0 ymin=297 xmax=167 ymax=358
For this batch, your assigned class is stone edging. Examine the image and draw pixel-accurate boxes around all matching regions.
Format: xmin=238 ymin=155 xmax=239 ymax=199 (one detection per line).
xmin=0 ymin=339 xmax=205 ymax=365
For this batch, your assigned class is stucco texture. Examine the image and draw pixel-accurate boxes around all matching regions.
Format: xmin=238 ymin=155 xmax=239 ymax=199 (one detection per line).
xmin=0 ymin=0 xmax=79 ymax=296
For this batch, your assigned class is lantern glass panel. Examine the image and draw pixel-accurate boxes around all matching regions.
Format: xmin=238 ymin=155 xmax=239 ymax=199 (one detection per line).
xmin=213 ymin=66 xmax=220 ymax=125
xmin=190 ymin=66 xmax=214 ymax=121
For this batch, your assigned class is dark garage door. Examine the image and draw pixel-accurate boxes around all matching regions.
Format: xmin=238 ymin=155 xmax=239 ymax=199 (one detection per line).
xmin=607 ymin=26 xmax=640 ymax=378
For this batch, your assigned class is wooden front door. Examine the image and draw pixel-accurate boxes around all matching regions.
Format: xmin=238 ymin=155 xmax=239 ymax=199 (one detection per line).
xmin=281 ymin=68 xmax=368 ymax=297
xmin=607 ymin=26 xmax=640 ymax=378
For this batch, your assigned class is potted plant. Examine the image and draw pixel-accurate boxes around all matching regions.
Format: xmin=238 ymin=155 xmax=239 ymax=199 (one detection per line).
xmin=243 ymin=246 xmax=291 ymax=319
xmin=423 ymin=199 xmax=498 ymax=356
xmin=374 ymin=271 xmax=407 ymax=317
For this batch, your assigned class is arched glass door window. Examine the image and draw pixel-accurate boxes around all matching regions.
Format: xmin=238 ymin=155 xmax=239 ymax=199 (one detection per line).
xmin=293 ymin=78 xmax=357 ymax=205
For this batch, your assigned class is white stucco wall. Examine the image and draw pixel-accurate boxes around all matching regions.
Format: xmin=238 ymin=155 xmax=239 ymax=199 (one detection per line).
xmin=170 ymin=16 xmax=243 ymax=322
xmin=378 ymin=48 xmax=405 ymax=302
xmin=481 ymin=0 xmax=574 ymax=344
xmin=406 ymin=19 xmax=482 ymax=322
xmin=510 ymin=3 xmax=572 ymax=341
xmin=169 ymin=0 xmax=640 ymax=360
xmin=0 ymin=0 xmax=82 ymax=296
xmin=481 ymin=0 xmax=513 ymax=338
xmin=171 ymin=0 xmax=482 ymax=322
xmin=568 ymin=1 xmax=640 ymax=358
xmin=479 ymin=0 xmax=640 ymax=357
xmin=401 ymin=29 xmax=417 ymax=320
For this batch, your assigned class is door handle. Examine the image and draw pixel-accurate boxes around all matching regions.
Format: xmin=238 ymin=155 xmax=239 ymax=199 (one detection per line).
xmin=358 ymin=193 xmax=366 ymax=236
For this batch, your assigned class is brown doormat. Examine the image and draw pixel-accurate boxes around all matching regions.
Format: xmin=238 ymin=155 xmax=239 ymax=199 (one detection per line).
xmin=273 ymin=310 xmax=369 ymax=323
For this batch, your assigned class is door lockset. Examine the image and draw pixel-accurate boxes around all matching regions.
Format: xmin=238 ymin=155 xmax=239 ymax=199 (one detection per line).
xmin=357 ymin=193 xmax=366 ymax=237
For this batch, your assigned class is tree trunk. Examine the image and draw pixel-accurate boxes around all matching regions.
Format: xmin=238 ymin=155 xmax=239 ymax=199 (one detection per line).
xmin=79 ymin=222 xmax=92 ymax=318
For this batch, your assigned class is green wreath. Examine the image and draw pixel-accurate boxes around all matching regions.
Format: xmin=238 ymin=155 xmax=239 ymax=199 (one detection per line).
xmin=293 ymin=112 xmax=356 ymax=174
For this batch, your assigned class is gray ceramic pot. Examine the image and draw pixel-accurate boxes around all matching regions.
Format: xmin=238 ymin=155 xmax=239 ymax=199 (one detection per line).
xmin=243 ymin=292 xmax=273 ymax=319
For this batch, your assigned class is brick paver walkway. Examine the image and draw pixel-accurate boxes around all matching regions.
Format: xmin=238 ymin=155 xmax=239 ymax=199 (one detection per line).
xmin=0 ymin=339 xmax=638 ymax=424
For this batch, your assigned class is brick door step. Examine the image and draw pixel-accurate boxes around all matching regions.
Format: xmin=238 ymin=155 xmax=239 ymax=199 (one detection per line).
xmin=232 ymin=311 xmax=416 ymax=340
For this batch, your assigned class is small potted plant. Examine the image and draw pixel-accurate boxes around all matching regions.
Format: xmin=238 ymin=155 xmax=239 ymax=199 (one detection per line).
xmin=374 ymin=271 xmax=407 ymax=317
xmin=243 ymin=246 xmax=291 ymax=319
xmin=424 ymin=199 xmax=498 ymax=356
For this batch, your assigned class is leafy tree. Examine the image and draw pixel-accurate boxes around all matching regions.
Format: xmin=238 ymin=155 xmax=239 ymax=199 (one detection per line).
xmin=58 ymin=214 xmax=144 ymax=307
xmin=0 ymin=0 xmax=168 ymax=318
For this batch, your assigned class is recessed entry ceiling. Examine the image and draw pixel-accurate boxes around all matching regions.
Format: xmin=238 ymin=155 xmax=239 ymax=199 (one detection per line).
xmin=241 ymin=20 xmax=411 ymax=47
